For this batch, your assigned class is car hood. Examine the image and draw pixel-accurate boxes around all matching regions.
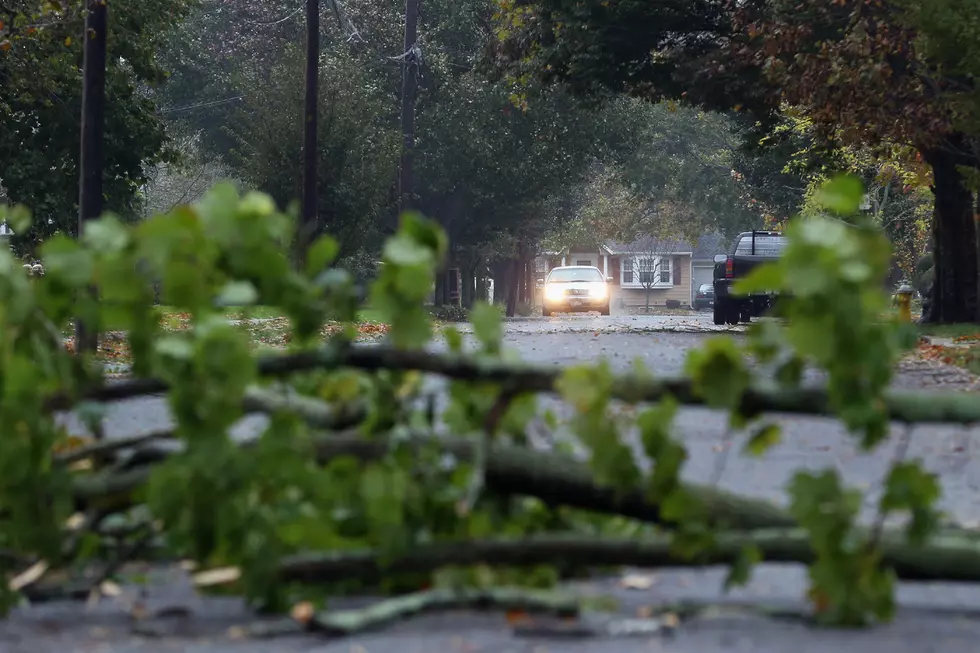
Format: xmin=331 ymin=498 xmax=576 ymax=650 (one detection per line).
xmin=548 ymin=280 xmax=601 ymax=288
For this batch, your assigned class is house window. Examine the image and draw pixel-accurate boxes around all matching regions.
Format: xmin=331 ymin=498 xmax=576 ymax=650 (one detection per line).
xmin=621 ymin=256 xmax=672 ymax=286
xmin=622 ymin=259 xmax=633 ymax=284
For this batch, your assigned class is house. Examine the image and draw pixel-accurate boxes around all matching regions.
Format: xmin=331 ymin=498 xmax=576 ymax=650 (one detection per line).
xmin=690 ymin=232 xmax=728 ymax=304
xmin=537 ymin=238 xmax=693 ymax=309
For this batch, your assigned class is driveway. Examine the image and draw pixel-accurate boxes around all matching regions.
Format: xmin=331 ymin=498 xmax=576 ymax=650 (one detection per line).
xmin=20 ymin=316 xmax=980 ymax=652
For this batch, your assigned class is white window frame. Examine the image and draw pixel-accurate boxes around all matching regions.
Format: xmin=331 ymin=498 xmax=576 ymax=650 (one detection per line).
xmin=620 ymin=256 xmax=673 ymax=288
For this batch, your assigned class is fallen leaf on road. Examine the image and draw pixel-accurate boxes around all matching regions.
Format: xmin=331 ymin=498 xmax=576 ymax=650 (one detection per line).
xmin=620 ymin=573 xmax=656 ymax=590
xmin=290 ymin=601 xmax=314 ymax=625
xmin=99 ymin=580 xmax=122 ymax=597
xmin=505 ymin=609 xmax=532 ymax=624
xmin=9 ymin=560 xmax=48 ymax=591
xmin=227 ymin=625 xmax=248 ymax=640
xmin=192 ymin=566 xmax=241 ymax=587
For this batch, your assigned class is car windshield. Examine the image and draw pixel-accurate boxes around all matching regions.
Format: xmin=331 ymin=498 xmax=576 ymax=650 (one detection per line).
xmin=548 ymin=267 xmax=603 ymax=283
xmin=699 ymin=284 xmax=712 ymax=293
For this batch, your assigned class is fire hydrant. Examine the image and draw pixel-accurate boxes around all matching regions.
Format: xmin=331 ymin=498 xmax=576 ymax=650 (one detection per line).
xmin=894 ymin=282 xmax=913 ymax=322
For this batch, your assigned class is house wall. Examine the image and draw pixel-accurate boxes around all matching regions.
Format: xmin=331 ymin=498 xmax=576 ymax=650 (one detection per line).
xmin=611 ymin=254 xmax=692 ymax=308
xmin=533 ymin=252 xmax=693 ymax=308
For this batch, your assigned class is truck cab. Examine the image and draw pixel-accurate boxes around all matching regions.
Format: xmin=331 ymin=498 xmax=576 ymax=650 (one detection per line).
xmin=713 ymin=231 xmax=787 ymax=325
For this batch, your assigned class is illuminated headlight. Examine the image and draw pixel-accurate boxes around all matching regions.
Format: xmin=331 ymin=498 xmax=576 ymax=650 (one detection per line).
xmin=589 ymin=282 xmax=607 ymax=298
xmin=545 ymin=285 xmax=565 ymax=301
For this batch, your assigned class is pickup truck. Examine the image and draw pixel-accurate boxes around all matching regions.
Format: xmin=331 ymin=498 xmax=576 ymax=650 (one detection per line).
xmin=712 ymin=230 xmax=787 ymax=325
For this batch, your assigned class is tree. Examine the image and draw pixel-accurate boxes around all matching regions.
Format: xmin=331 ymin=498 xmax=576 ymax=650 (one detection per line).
xmin=490 ymin=0 xmax=980 ymax=323
xmin=619 ymin=235 xmax=683 ymax=312
xmin=140 ymin=130 xmax=238 ymax=217
xmin=0 ymin=0 xmax=191 ymax=248
xmin=220 ymin=44 xmax=399 ymax=254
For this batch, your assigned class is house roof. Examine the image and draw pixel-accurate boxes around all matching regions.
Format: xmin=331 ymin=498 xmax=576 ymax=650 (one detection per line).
xmin=604 ymin=236 xmax=692 ymax=256
xmin=692 ymin=232 xmax=727 ymax=260
xmin=542 ymin=232 xmax=727 ymax=258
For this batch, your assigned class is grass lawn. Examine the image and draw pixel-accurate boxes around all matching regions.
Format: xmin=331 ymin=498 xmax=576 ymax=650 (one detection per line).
xmin=916 ymin=323 xmax=980 ymax=339
xmin=65 ymin=305 xmax=392 ymax=367
xmin=155 ymin=305 xmax=388 ymax=323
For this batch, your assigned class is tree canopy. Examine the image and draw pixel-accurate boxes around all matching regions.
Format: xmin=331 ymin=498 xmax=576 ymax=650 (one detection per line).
xmin=0 ymin=0 xmax=191 ymax=249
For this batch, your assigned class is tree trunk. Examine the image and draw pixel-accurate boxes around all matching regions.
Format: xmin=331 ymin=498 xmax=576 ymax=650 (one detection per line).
xmin=505 ymin=258 xmax=518 ymax=317
xmin=464 ymin=263 xmax=480 ymax=308
xmin=74 ymin=0 xmax=108 ymax=355
xmin=398 ymin=0 xmax=420 ymax=213
xmin=300 ymin=0 xmax=319 ymax=257
xmin=433 ymin=272 xmax=446 ymax=307
xmin=525 ymin=257 xmax=535 ymax=307
xmin=922 ymin=142 xmax=979 ymax=323
xmin=491 ymin=260 xmax=508 ymax=305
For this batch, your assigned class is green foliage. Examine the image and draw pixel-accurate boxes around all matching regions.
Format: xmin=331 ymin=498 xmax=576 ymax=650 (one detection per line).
xmin=736 ymin=176 xmax=916 ymax=448
xmin=0 ymin=175 xmax=949 ymax=628
xmin=1 ymin=0 xmax=191 ymax=247
xmin=789 ymin=470 xmax=895 ymax=626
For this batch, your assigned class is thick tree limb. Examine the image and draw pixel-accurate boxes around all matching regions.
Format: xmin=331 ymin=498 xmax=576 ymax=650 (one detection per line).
xmin=70 ymin=431 xmax=797 ymax=530
xmin=51 ymin=343 xmax=980 ymax=424
xmin=275 ymin=530 xmax=980 ymax=585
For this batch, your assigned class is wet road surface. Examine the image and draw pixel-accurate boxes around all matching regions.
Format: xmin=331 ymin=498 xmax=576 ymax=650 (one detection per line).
xmin=21 ymin=315 xmax=980 ymax=652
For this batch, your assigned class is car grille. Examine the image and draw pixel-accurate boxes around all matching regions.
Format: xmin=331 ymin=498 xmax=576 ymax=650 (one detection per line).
xmin=567 ymin=289 xmax=588 ymax=296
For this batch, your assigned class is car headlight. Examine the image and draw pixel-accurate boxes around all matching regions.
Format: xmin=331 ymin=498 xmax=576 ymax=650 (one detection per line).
xmin=590 ymin=282 xmax=607 ymax=298
xmin=545 ymin=285 xmax=564 ymax=301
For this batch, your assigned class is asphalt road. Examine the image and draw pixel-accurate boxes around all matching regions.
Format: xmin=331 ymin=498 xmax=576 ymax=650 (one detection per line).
xmin=17 ymin=314 xmax=980 ymax=652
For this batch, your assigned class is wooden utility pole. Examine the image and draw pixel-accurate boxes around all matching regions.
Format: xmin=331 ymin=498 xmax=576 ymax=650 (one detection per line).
xmin=398 ymin=0 xmax=420 ymax=214
xmin=75 ymin=0 xmax=108 ymax=354
xmin=301 ymin=0 xmax=320 ymax=255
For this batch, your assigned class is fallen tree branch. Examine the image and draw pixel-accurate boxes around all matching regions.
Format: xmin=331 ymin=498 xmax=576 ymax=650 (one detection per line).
xmin=50 ymin=343 xmax=980 ymax=424
xmin=58 ymin=387 xmax=365 ymax=466
xmin=70 ymin=431 xmax=797 ymax=531
xmin=275 ymin=529 xmax=980 ymax=586
xmin=246 ymin=587 xmax=579 ymax=638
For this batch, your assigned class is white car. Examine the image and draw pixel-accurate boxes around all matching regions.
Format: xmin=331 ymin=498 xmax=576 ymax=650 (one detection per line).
xmin=541 ymin=265 xmax=612 ymax=316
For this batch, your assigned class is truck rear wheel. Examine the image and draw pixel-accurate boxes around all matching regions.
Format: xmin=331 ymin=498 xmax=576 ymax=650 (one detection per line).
xmin=712 ymin=300 xmax=726 ymax=325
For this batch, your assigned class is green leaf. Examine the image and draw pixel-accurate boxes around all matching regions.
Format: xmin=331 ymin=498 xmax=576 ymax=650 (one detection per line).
xmin=82 ymin=215 xmax=129 ymax=253
xmin=216 ymin=281 xmax=258 ymax=307
xmin=305 ymin=235 xmax=340 ymax=277
xmin=470 ymin=302 xmax=503 ymax=352
xmin=744 ymin=423 xmax=781 ymax=456
xmin=813 ymin=174 xmax=864 ymax=215
xmin=724 ymin=544 xmax=761 ymax=590
xmin=879 ymin=461 xmax=941 ymax=546
xmin=0 ymin=204 xmax=32 ymax=232
xmin=684 ymin=337 xmax=749 ymax=410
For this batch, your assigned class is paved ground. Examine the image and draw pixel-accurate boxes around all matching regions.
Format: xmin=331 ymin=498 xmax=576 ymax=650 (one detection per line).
xmin=18 ymin=314 xmax=980 ymax=652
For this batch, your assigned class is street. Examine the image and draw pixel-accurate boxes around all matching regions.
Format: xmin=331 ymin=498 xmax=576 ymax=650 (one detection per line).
xmin=18 ymin=315 xmax=980 ymax=652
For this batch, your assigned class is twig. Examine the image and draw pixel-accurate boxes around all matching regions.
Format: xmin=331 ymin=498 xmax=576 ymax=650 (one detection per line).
xmin=56 ymin=429 xmax=174 ymax=465
xmin=46 ymin=344 xmax=980 ymax=425
xmin=869 ymin=424 xmax=913 ymax=549
xmin=58 ymin=388 xmax=364 ymax=467
xmin=461 ymin=384 xmax=522 ymax=514
xmin=246 ymin=587 xmax=578 ymax=638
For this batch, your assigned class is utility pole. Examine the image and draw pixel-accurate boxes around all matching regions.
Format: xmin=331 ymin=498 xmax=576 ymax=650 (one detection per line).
xmin=75 ymin=0 xmax=107 ymax=354
xmin=398 ymin=0 xmax=420 ymax=214
xmin=301 ymin=0 xmax=320 ymax=256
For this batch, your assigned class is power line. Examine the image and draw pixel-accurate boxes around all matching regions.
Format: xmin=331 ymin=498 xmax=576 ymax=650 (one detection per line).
xmin=160 ymin=96 xmax=243 ymax=114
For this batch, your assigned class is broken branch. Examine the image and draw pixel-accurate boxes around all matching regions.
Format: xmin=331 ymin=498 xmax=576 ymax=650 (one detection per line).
xmin=51 ymin=343 xmax=980 ymax=424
